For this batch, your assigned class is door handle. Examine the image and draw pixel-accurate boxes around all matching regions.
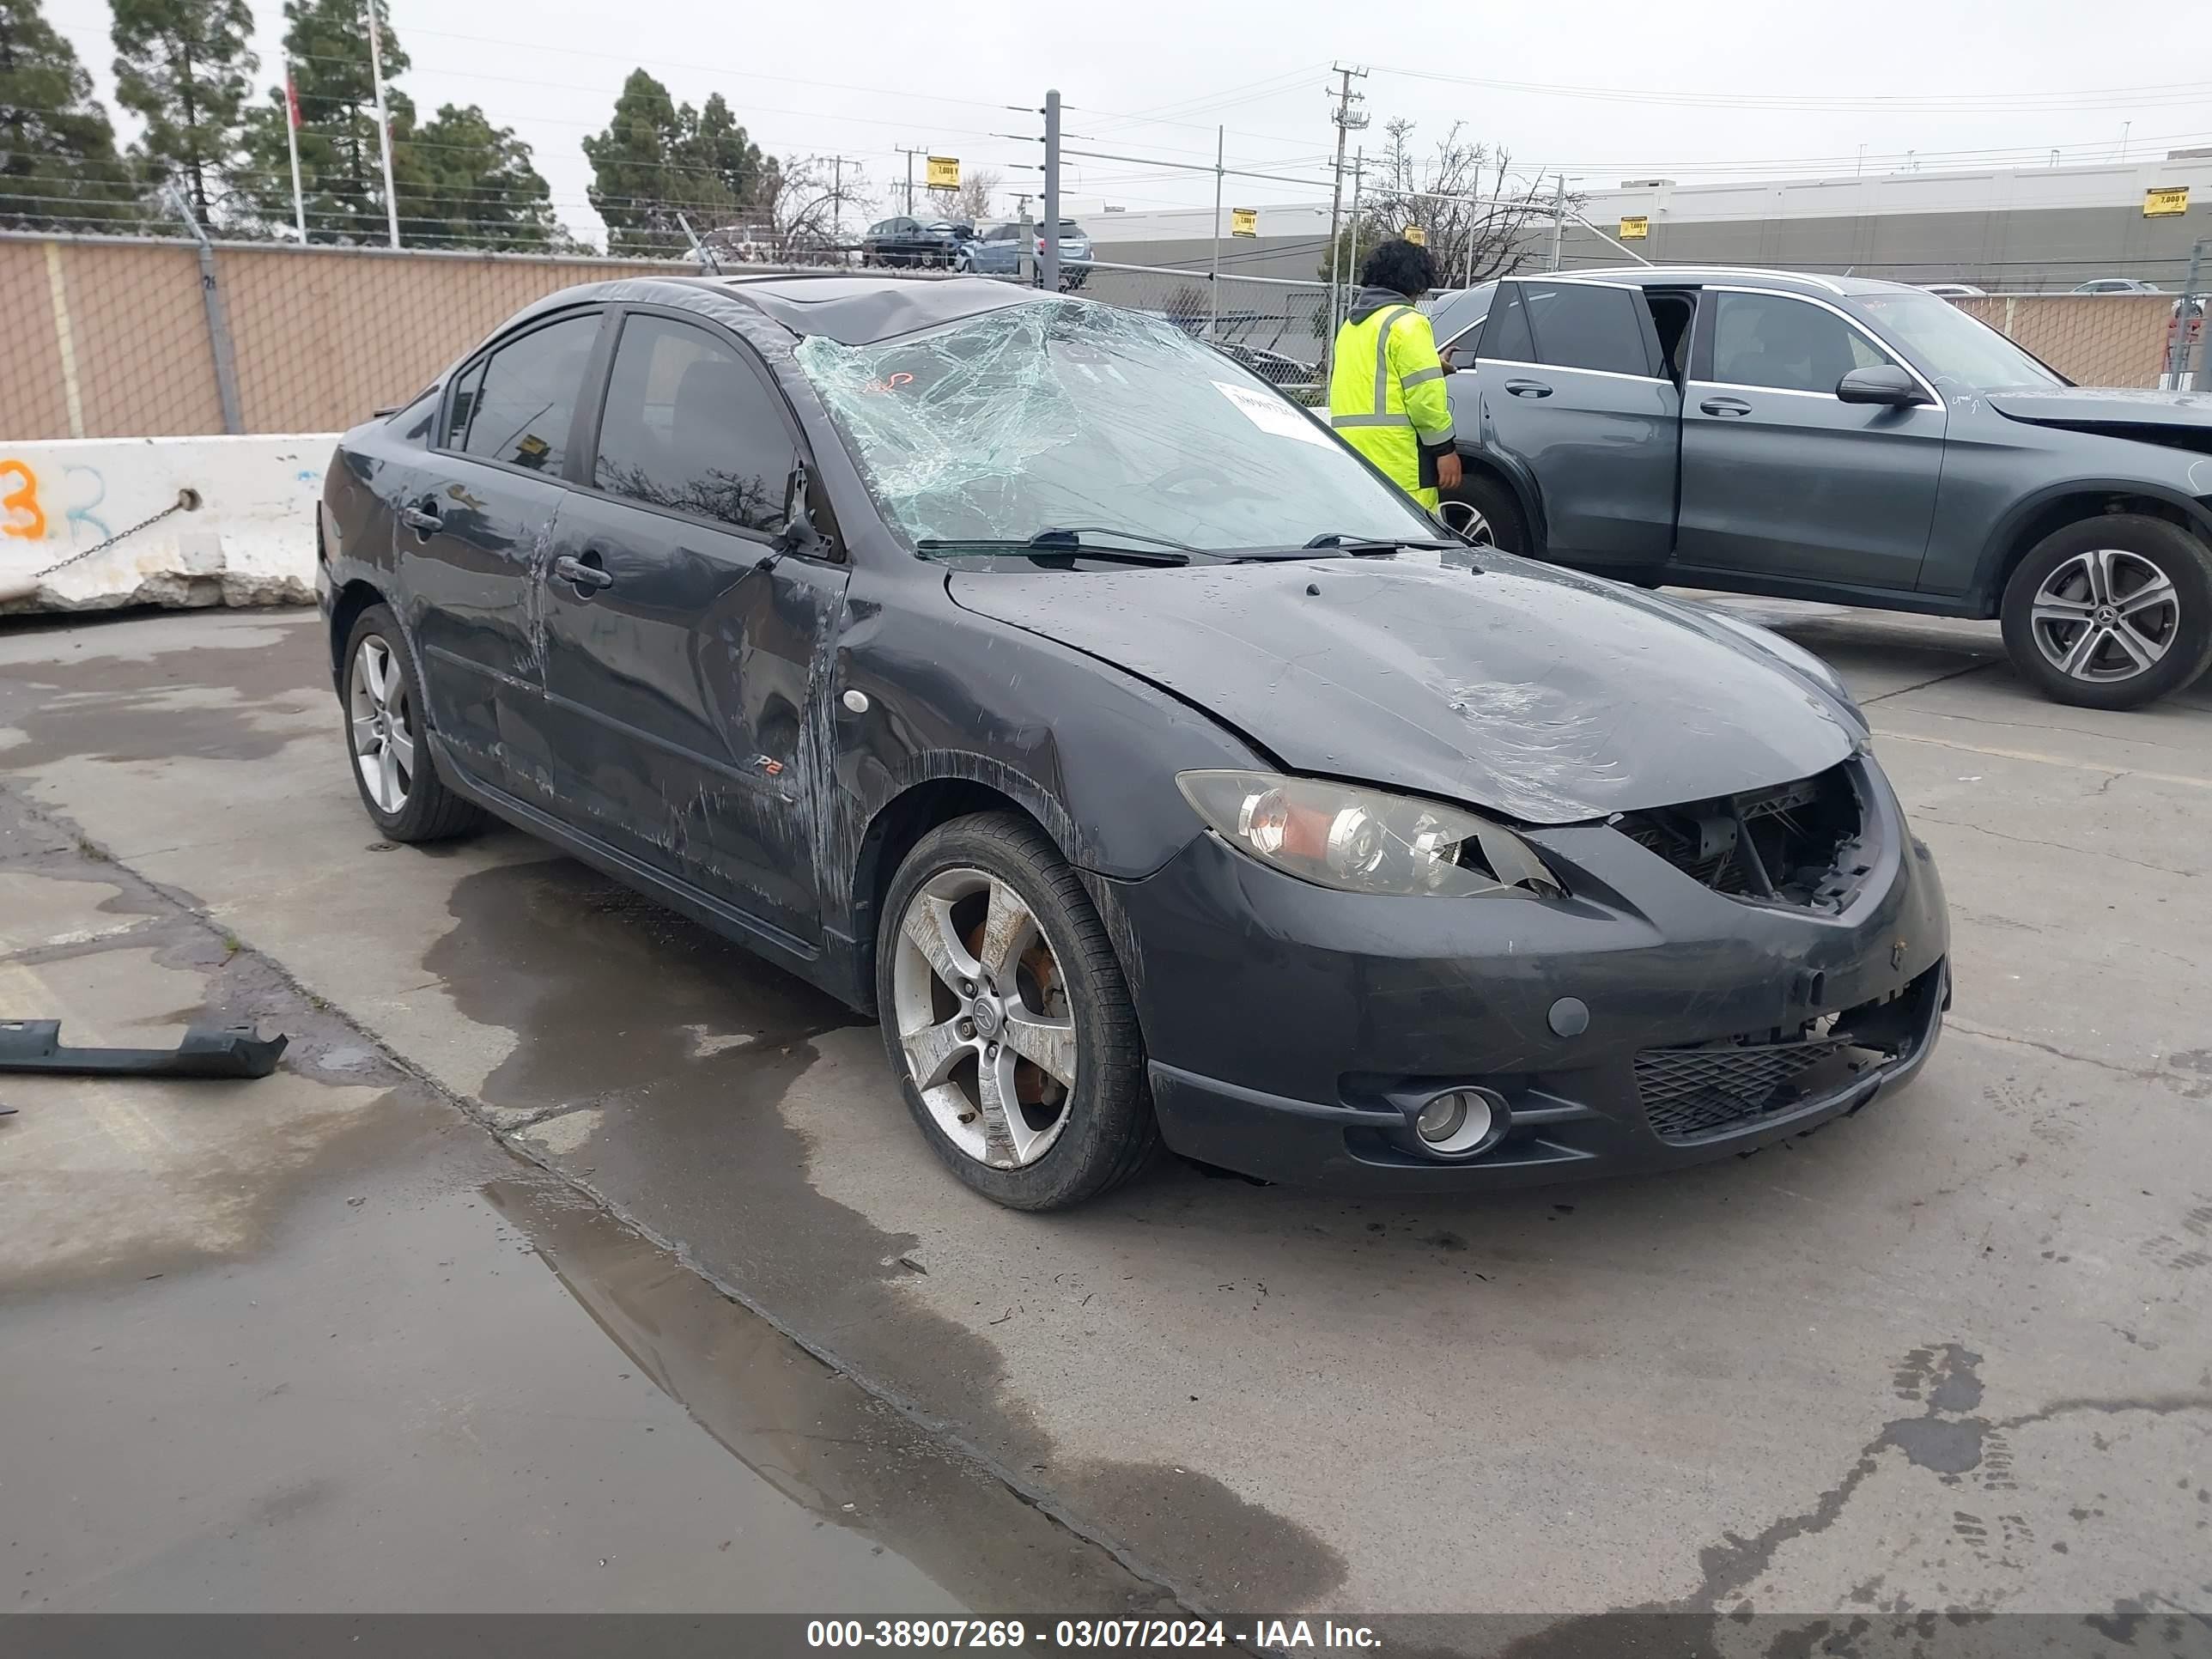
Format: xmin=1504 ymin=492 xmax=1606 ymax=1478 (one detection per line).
xmin=1504 ymin=379 xmax=1553 ymax=398
xmin=553 ymin=552 xmax=613 ymax=594
xmin=399 ymin=504 xmax=440 ymax=535
xmin=1700 ymin=396 xmax=1753 ymax=416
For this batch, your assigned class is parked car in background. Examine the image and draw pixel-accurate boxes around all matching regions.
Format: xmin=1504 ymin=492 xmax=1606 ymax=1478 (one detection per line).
xmin=2073 ymin=277 xmax=2164 ymax=295
xmin=316 ymin=272 xmax=1947 ymax=1210
xmin=958 ymin=221 xmax=1093 ymax=289
xmin=863 ymin=218 xmax=969 ymax=268
xmin=1916 ymin=283 xmax=1986 ymax=298
xmin=1427 ymin=266 xmax=2212 ymax=708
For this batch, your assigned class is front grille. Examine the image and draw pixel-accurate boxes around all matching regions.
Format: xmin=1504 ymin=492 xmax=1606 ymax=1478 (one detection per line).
xmin=1636 ymin=1037 xmax=1847 ymax=1142
xmin=1612 ymin=763 xmax=1869 ymax=911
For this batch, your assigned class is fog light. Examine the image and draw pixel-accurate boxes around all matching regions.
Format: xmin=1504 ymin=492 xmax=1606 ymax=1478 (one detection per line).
xmin=1413 ymin=1087 xmax=1498 ymax=1156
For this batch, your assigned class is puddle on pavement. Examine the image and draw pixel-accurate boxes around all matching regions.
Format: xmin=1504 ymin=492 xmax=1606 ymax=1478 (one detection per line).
xmin=483 ymin=1175 xmax=1173 ymax=1615
xmin=0 ymin=624 xmax=331 ymax=769
xmin=426 ymin=856 xmax=866 ymax=1120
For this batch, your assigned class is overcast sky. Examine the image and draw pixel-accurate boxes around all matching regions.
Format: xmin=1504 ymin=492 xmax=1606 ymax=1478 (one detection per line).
xmin=45 ymin=0 xmax=2212 ymax=245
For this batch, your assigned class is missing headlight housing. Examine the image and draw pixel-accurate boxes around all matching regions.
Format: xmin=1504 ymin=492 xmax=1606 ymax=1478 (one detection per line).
xmin=1178 ymin=770 xmax=1563 ymax=899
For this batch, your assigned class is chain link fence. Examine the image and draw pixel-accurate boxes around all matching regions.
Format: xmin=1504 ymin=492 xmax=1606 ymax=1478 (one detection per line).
xmin=9 ymin=228 xmax=2200 ymax=445
xmin=1951 ymin=289 xmax=2209 ymax=390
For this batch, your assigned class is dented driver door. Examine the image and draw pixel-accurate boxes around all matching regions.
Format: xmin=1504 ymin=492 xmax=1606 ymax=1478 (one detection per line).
xmin=532 ymin=309 xmax=848 ymax=949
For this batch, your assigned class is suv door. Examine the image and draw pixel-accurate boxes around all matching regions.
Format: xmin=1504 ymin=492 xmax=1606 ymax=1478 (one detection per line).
xmin=536 ymin=307 xmax=850 ymax=946
xmin=1457 ymin=278 xmax=1679 ymax=574
xmin=404 ymin=307 xmax=604 ymax=798
xmin=1674 ymin=287 xmax=1946 ymax=591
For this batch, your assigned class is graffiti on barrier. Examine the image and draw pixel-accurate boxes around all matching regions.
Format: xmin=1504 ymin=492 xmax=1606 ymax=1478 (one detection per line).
xmin=0 ymin=459 xmax=45 ymax=540
xmin=0 ymin=460 xmax=124 ymax=544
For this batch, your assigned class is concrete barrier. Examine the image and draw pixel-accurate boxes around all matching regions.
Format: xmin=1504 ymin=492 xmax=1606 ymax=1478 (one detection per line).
xmin=0 ymin=434 xmax=336 ymax=614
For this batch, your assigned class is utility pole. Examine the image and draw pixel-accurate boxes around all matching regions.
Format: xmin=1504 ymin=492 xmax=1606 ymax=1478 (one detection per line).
xmin=364 ymin=0 xmax=400 ymax=247
xmin=829 ymin=155 xmax=864 ymax=252
xmin=1547 ymin=173 xmax=1565 ymax=271
xmin=1323 ymin=64 xmax=1368 ymax=374
xmin=1042 ymin=88 xmax=1062 ymax=293
xmin=1208 ymin=125 xmax=1224 ymax=338
xmin=896 ymin=146 xmax=927 ymax=216
xmin=1347 ymin=149 xmax=1364 ymax=289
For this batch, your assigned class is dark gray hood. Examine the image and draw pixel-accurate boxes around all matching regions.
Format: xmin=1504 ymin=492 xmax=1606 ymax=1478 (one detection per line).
xmin=1987 ymin=385 xmax=2212 ymax=432
xmin=947 ymin=551 xmax=1858 ymax=824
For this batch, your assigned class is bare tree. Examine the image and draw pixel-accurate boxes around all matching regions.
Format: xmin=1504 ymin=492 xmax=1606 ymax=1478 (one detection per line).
xmin=1320 ymin=119 xmax=1572 ymax=289
xmin=927 ymin=167 xmax=1000 ymax=224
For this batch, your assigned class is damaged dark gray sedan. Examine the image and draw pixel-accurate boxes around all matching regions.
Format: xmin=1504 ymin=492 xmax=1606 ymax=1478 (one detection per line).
xmin=316 ymin=273 xmax=1949 ymax=1210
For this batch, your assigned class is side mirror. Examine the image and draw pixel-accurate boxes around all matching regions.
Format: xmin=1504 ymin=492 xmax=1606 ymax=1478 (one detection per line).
xmin=774 ymin=462 xmax=822 ymax=556
xmin=1835 ymin=365 xmax=1927 ymax=407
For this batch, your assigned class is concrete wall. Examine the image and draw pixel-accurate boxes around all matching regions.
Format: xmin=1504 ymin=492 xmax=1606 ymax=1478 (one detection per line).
xmin=0 ymin=434 xmax=335 ymax=614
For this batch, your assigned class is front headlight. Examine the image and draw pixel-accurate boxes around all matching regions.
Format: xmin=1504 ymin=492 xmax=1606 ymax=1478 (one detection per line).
xmin=1176 ymin=770 xmax=1562 ymax=898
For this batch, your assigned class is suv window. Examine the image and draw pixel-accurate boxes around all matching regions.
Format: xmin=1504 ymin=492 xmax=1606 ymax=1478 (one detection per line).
xmin=1711 ymin=291 xmax=1896 ymax=394
xmin=985 ymin=225 xmax=1018 ymax=242
xmin=453 ymin=313 xmax=599 ymax=473
xmin=1522 ymin=283 xmax=1653 ymax=375
xmin=1478 ymin=284 xmax=1534 ymax=362
xmin=591 ymin=313 xmax=796 ymax=535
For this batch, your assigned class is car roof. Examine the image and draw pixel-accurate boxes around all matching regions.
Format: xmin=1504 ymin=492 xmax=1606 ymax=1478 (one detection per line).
xmin=1529 ymin=265 xmax=1923 ymax=299
xmin=514 ymin=271 xmax=1057 ymax=347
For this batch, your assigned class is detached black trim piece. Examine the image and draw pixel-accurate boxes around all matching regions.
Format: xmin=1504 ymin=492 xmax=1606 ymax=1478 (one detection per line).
xmin=0 ymin=1020 xmax=288 ymax=1079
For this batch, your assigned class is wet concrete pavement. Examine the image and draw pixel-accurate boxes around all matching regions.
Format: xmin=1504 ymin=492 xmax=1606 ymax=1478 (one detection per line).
xmin=0 ymin=778 xmax=1170 ymax=1614
xmin=0 ymin=604 xmax=2207 ymax=1631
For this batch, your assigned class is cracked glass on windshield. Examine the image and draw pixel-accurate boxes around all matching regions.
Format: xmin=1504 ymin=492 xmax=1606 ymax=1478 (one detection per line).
xmin=794 ymin=299 xmax=1437 ymax=553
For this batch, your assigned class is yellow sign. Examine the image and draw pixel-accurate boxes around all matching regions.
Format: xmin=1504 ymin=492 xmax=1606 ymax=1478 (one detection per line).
xmin=1231 ymin=207 xmax=1258 ymax=238
xmin=926 ymin=155 xmax=960 ymax=191
xmin=1620 ymin=215 xmax=1650 ymax=240
xmin=1403 ymin=224 xmax=1426 ymax=246
xmin=2144 ymin=186 xmax=2189 ymax=218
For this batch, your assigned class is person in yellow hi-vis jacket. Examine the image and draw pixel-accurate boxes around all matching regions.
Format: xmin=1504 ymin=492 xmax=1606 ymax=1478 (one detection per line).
xmin=1327 ymin=239 xmax=1461 ymax=512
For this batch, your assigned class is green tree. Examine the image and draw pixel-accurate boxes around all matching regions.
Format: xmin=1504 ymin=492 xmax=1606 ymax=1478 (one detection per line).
xmin=109 ymin=0 xmax=258 ymax=227
xmin=239 ymin=0 xmax=409 ymax=240
xmin=394 ymin=101 xmax=557 ymax=250
xmin=0 ymin=0 xmax=133 ymax=229
xmin=582 ymin=69 xmax=775 ymax=256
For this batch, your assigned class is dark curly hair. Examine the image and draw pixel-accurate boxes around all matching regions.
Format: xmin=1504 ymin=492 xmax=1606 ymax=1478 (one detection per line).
xmin=1358 ymin=238 xmax=1438 ymax=297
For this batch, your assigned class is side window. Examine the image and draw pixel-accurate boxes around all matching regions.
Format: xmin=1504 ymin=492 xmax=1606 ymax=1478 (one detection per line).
xmin=1479 ymin=284 xmax=1534 ymax=362
xmin=1711 ymin=292 xmax=1898 ymax=395
xmin=1522 ymin=283 xmax=1653 ymax=375
xmin=457 ymin=313 xmax=599 ymax=473
xmin=445 ymin=359 xmax=485 ymax=449
xmin=591 ymin=313 xmax=798 ymax=535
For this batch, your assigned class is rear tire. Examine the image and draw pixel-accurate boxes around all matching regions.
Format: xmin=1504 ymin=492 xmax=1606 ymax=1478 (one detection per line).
xmin=876 ymin=812 xmax=1157 ymax=1211
xmin=1999 ymin=514 xmax=2212 ymax=709
xmin=1440 ymin=470 xmax=1528 ymax=554
xmin=339 ymin=605 xmax=484 ymax=842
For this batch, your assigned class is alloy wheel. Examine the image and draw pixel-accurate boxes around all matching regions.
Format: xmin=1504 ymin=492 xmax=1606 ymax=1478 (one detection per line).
xmin=890 ymin=867 xmax=1078 ymax=1170
xmin=2029 ymin=547 xmax=2179 ymax=684
xmin=1438 ymin=500 xmax=1495 ymax=546
xmin=349 ymin=635 xmax=416 ymax=814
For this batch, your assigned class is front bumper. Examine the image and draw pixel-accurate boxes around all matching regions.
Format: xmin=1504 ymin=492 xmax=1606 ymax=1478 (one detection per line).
xmin=1103 ymin=758 xmax=1950 ymax=1191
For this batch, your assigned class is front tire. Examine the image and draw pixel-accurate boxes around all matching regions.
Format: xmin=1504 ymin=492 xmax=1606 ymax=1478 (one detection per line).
xmin=339 ymin=605 xmax=484 ymax=842
xmin=1999 ymin=514 xmax=2212 ymax=709
xmin=876 ymin=812 xmax=1157 ymax=1211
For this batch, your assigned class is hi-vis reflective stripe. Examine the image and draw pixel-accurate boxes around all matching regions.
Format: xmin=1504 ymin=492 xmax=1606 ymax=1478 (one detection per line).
xmin=1372 ymin=305 xmax=1411 ymax=412
xmin=1331 ymin=412 xmax=1412 ymax=428
xmin=1401 ymin=366 xmax=1446 ymax=386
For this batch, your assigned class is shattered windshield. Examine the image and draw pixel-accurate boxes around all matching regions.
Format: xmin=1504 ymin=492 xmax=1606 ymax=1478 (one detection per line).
xmin=794 ymin=299 xmax=1437 ymax=554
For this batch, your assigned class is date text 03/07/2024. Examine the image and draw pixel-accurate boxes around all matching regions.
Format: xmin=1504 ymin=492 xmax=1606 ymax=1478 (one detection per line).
xmin=804 ymin=1618 xmax=1383 ymax=1650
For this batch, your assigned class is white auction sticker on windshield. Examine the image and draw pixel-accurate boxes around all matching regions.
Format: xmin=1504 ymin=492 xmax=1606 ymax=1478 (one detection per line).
xmin=1212 ymin=380 xmax=1335 ymax=447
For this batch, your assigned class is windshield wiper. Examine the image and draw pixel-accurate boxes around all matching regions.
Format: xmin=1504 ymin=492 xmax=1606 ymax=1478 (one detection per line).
xmin=1223 ymin=534 xmax=1456 ymax=562
xmin=915 ymin=527 xmax=1193 ymax=566
xmin=1304 ymin=532 xmax=1458 ymax=553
